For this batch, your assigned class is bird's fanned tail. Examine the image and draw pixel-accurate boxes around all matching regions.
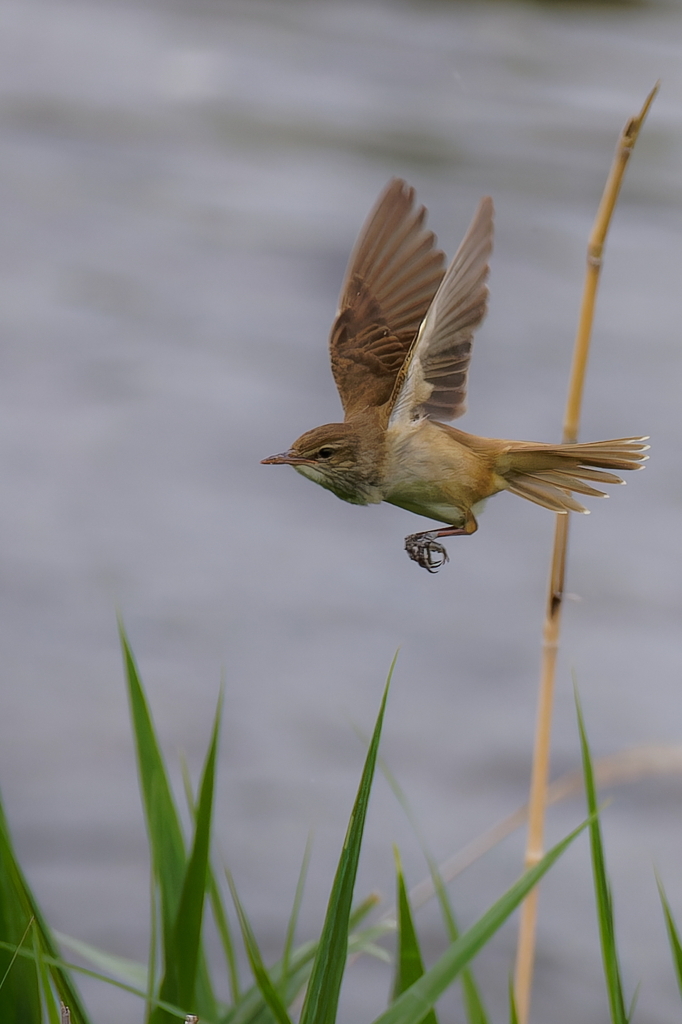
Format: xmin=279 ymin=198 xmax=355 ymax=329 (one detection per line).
xmin=500 ymin=436 xmax=649 ymax=514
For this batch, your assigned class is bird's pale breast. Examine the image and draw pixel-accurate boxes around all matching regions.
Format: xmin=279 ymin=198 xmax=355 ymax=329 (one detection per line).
xmin=381 ymin=419 xmax=498 ymax=525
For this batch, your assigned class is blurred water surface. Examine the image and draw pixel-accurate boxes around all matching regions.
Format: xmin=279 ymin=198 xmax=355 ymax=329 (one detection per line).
xmin=0 ymin=0 xmax=680 ymax=1020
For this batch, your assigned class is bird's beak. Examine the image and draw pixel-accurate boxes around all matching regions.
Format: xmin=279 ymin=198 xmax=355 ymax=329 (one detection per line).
xmin=261 ymin=450 xmax=308 ymax=465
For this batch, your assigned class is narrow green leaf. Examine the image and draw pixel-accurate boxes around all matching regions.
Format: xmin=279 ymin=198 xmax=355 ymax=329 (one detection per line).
xmin=575 ymin=688 xmax=628 ymax=1024
xmin=0 ymin=943 xmax=209 ymax=1022
xmin=119 ymin=624 xmax=187 ymax=941
xmin=0 ymin=798 xmax=90 ymax=1023
xmin=54 ymin=933 xmax=147 ymax=990
xmin=227 ymin=873 xmax=293 ymax=1024
xmin=201 ymin=913 xmax=388 ymax=1024
xmin=119 ymin=622 xmax=217 ymax=1019
xmin=223 ymin=941 xmax=317 ymax=1024
xmin=379 ymin=753 xmax=488 ymax=1024
xmin=223 ymin=901 xmax=381 ymax=1024
xmin=283 ymin=835 xmax=313 ymax=984
xmin=350 ymin=893 xmax=381 ymax=930
xmin=182 ymin=667 xmax=241 ymax=1007
xmin=299 ymin=659 xmax=395 ymax=1024
xmin=349 ymin=924 xmax=394 ymax=959
xmin=392 ymin=848 xmax=426 ymax=997
xmin=460 ymin=967 xmax=488 ymax=1024
xmin=32 ymin=928 xmax=61 ymax=1024
xmin=147 ymin=863 xmax=160 ymax=1024
xmin=0 ymin=915 xmax=33 ymax=995
xmin=370 ymin=818 xmax=589 ymax=1024
xmin=392 ymin=848 xmax=438 ymax=1024
xmin=0 ymin=839 xmax=41 ymax=1023
xmin=210 ymin=872 xmax=241 ymax=1008
xmin=656 ymin=874 xmax=682 ymax=1003
xmin=153 ymin=691 xmax=222 ymax=1023
xmin=361 ymin=942 xmax=392 ymax=963
xmin=627 ymin=982 xmax=640 ymax=1021
xmin=507 ymin=976 xmax=519 ymax=1024
xmin=181 ymin=750 xmax=241 ymax=1005
xmin=423 ymin=857 xmax=488 ymax=1024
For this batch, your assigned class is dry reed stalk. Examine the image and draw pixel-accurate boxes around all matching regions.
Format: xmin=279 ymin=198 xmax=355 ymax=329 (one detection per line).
xmin=513 ymin=83 xmax=659 ymax=1024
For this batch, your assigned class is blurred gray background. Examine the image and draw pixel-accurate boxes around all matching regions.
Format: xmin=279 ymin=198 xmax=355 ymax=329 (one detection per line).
xmin=0 ymin=0 xmax=680 ymax=1020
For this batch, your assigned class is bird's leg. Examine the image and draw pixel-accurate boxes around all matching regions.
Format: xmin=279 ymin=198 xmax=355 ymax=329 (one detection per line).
xmin=404 ymin=511 xmax=478 ymax=572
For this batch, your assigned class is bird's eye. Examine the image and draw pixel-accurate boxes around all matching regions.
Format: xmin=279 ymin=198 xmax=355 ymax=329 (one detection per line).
xmin=318 ymin=447 xmax=335 ymax=459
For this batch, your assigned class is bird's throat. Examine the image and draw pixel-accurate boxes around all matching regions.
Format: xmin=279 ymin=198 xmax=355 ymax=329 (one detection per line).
xmin=294 ymin=462 xmax=382 ymax=505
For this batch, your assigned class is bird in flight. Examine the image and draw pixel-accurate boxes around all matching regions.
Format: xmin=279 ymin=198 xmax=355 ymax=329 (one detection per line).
xmin=262 ymin=179 xmax=648 ymax=571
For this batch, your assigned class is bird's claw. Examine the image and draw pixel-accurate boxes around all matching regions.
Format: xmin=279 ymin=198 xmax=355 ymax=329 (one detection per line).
xmin=404 ymin=532 xmax=450 ymax=572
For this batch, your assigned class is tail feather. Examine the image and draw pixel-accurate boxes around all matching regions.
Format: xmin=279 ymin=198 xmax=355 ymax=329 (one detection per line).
xmin=557 ymin=466 xmax=625 ymax=485
xmin=533 ymin=470 xmax=612 ymax=498
xmin=499 ymin=436 xmax=649 ymax=515
xmin=505 ymin=476 xmax=590 ymax=514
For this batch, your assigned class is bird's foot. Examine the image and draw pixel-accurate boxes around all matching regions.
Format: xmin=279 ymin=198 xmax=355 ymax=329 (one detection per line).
xmin=404 ymin=532 xmax=450 ymax=573
xmin=404 ymin=516 xmax=476 ymax=572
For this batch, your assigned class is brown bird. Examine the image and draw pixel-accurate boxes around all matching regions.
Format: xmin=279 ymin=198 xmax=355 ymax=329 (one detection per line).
xmin=262 ymin=179 xmax=648 ymax=571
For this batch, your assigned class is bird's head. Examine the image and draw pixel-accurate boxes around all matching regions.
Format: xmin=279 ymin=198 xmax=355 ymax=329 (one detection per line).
xmin=262 ymin=423 xmax=376 ymax=504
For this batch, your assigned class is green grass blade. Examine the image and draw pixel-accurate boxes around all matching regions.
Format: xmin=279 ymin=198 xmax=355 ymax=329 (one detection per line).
xmin=299 ymin=660 xmax=395 ymax=1024
xmin=575 ymin=688 xmax=628 ymax=1024
xmin=656 ymin=874 xmax=682 ymax=1002
xmin=0 ymin=941 xmax=216 ymax=1022
xmin=153 ymin=691 xmax=223 ymax=1023
xmin=460 ymin=966 xmax=488 ymax=1024
xmin=119 ymin=624 xmax=187 ymax=941
xmin=350 ymin=893 xmax=381 ymax=929
xmin=359 ymin=942 xmax=392 ymax=962
xmin=219 ymin=901 xmax=393 ymax=1024
xmin=349 ymin=924 xmax=393 ymax=960
xmin=370 ymin=818 xmax=589 ymax=1024
xmin=181 ymin=751 xmax=241 ymax=1006
xmin=507 ymin=976 xmax=519 ymax=1024
xmin=226 ymin=920 xmax=398 ymax=1024
xmin=391 ymin=848 xmax=438 ymax=1024
xmin=223 ymin=941 xmax=317 ymax=1024
xmin=0 ymin=914 xmax=33 ymax=995
xmin=223 ymin=899 xmax=380 ymax=1024
xmin=33 ymin=927 xmax=61 ymax=1024
xmin=391 ymin=848 xmax=426 ymax=997
xmin=55 ymin=933 xmax=147 ymax=990
xmin=147 ymin=864 xmax=160 ymax=1023
xmin=171 ymin=691 xmax=222 ymax=1011
xmin=0 ymin=836 xmax=41 ymax=1023
xmin=119 ymin=622 xmax=217 ymax=1019
xmin=283 ymin=834 xmax=313 ymax=983
xmin=627 ymin=982 xmax=640 ymax=1021
xmin=379 ymin=754 xmax=488 ymax=1024
xmin=227 ymin=873 xmax=293 ymax=1024
xmin=210 ymin=871 xmax=241 ymax=1007
xmin=0 ymin=797 xmax=90 ymax=1023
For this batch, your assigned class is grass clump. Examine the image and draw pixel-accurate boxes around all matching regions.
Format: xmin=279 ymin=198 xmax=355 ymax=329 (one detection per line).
xmin=0 ymin=628 xmax=597 ymax=1023
xmin=5 ymin=624 xmax=679 ymax=1023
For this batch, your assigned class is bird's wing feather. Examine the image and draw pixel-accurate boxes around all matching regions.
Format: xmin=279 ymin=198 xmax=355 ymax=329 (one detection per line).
xmin=329 ymin=179 xmax=446 ymax=418
xmin=388 ymin=196 xmax=493 ymax=427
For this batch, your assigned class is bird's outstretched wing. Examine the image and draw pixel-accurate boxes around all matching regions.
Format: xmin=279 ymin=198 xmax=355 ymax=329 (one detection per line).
xmin=388 ymin=196 xmax=493 ymax=426
xmin=330 ymin=179 xmax=446 ymax=419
